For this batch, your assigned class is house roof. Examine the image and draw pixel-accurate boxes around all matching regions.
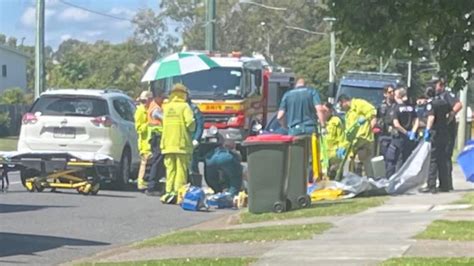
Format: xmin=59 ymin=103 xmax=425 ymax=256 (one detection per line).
xmin=0 ymin=44 xmax=29 ymax=58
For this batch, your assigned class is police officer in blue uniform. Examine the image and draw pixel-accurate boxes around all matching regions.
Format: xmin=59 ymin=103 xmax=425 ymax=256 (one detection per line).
xmin=433 ymin=78 xmax=462 ymax=191
xmin=277 ymin=78 xmax=324 ymax=135
xmin=386 ymin=88 xmax=419 ymax=178
xmin=376 ymin=84 xmax=396 ymax=156
xmin=421 ymin=87 xmax=451 ymax=193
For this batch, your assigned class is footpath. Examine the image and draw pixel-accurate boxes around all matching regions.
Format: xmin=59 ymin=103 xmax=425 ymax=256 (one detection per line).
xmin=73 ymin=165 xmax=474 ymax=266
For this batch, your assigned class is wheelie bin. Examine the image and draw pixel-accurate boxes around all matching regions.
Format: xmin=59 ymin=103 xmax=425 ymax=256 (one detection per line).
xmin=243 ymin=134 xmax=294 ymax=213
xmin=286 ymin=135 xmax=311 ymax=210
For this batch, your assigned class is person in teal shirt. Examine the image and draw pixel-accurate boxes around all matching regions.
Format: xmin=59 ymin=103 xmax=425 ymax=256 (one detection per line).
xmin=277 ymin=78 xmax=325 ymax=136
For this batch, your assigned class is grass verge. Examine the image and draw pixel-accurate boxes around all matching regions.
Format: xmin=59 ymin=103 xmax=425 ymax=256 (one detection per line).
xmin=136 ymin=223 xmax=332 ymax=248
xmin=240 ymin=196 xmax=387 ymax=224
xmin=454 ymin=192 xmax=474 ymax=210
xmin=0 ymin=136 xmax=18 ymax=151
xmin=416 ymin=220 xmax=474 ymax=241
xmin=78 ymin=257 xmax=256 ymax=266
xmin=382 ymin=257 xmax=474 ymax=265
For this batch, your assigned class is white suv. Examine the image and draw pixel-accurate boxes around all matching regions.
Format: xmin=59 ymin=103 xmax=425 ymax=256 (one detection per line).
xmin=18 ymin=89 xmax=140 ymax=188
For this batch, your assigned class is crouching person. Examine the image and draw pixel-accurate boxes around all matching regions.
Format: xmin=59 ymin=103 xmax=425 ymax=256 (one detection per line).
xmin=160 ymin=84 xmax=195 ymax=204
xmin=205 ymin=139 xmax=243 ymax=197
xmin=321 ymin=102 xmax=348 ymax=179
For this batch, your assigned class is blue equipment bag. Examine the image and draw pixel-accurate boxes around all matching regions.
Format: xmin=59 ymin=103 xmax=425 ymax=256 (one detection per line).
xmin=181 ymin=186 xmax=207 ymax=211
xmin=206 ymin=192 xmax=234 ymax=209
xmin=457 ymin=140 xmax=474 ymax=183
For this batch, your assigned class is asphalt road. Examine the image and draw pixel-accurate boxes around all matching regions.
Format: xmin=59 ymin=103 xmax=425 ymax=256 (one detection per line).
xmin=0 ymin=172 xmax=230 ymax=265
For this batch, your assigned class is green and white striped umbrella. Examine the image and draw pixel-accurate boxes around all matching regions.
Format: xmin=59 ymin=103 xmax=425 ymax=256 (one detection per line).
xmin=141 ymin=52 xmax=220 ymax=82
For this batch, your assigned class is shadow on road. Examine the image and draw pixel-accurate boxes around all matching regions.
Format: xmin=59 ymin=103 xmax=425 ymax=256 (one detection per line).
xmin=0 ymin=232 xmax=109 ymax=258
xmin=0 ymin=204 xmax=74 ymax=214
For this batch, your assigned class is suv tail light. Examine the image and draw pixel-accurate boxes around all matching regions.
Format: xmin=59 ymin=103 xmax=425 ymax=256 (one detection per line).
xmin=227 ymin=114 xmax=245 ymax=127
xmin=22 ymin=113 xmax=38 ymax=125
xmin=91 ymin=115 xmax=115 ymax=127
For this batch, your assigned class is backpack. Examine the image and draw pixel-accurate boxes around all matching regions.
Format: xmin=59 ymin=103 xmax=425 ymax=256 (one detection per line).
xmin=181 ymin=186 xmax=207 ymax=211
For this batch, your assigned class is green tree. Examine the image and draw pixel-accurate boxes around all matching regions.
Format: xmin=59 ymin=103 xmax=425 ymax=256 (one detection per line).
xmin=292 ymin=38 xmax=379 ymax=98
xmin=132 ymin=8 xmax=178 ymax=57
xmin=160 ymin=0 xmax=328 ymax=65
xmin=0 ymin=34 xmax=6 ymax=44
xmin=47 ymin=39 xmax=155 ymax=96
xmin=328 ymin=0 xmax=473 ymax=91
xmin=7 ymin=36 xmax=17 ymax=48
xmin=0 ymin=88 xmax=27 ymax=104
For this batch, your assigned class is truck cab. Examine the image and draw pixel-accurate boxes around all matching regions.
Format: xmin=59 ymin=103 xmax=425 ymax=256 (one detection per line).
xmin=336 ymin=71 xmax=403 ymax=107
xmin=153 ymin=52 xmax=268 ymax=160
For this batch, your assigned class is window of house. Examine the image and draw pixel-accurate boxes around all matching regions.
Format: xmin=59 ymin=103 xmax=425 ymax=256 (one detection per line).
xmin=2 ymin=65 xmax=6 ymax=77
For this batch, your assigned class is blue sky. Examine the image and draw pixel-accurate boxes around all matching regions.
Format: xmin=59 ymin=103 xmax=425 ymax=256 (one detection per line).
xmin=0 ymin=0 xmax=161 ymax=50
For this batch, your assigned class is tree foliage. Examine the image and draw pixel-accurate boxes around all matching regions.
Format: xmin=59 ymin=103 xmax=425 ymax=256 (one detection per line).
xmin=47 ymin=39 xmax=156 ymax=96
xmin=132 ymin=8 xmax=178 ymax=57
xmin=292 ymin=38 xmax=379 ymax=98
xmin=160 ymin=0 xmax=327 ymax=65
xmin=0 ymin=88 xmax=27 ymax=104
xmin=328 ymin=0 xmax=473 ymax=91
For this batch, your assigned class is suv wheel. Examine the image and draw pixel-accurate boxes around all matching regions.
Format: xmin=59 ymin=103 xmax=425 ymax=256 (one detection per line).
xmin=116 ymin=149 xmax=131 ymax=190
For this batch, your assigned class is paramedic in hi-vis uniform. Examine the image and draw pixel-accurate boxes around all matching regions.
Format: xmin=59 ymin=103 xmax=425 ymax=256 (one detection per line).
xmin=134 ymin=90 xmax=153 ymax=191
xmin=337 ymin=94 xmax=377 ymax=177
xmin=160 ymin=84 xmax=195 ymax=204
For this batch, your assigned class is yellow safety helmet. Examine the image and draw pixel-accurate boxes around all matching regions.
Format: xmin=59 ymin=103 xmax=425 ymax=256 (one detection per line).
xmin=170 ymin=83 xmax=188 ymax=94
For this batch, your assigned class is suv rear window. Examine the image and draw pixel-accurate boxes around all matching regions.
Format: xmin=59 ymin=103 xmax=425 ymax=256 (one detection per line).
xmin=31 ymin=95 xmax=108 ymax=117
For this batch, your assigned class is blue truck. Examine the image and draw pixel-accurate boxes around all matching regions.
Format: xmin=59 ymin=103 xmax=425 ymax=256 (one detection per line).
xmin=336 ymin=71 xmax=403 ymax=107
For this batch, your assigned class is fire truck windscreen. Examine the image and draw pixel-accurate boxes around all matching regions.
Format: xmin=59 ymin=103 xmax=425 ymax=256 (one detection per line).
xmin=172 ymin=68 xmax=242 ymax=99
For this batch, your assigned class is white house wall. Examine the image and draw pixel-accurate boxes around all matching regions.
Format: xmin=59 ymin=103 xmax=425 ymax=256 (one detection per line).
xmin=0 ymin=48 xmax=27 ymax=93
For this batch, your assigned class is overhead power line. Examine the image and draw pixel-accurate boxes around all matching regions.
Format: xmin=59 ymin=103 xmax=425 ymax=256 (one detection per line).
xmin=58 ymin=0 xmax=133 ymax=22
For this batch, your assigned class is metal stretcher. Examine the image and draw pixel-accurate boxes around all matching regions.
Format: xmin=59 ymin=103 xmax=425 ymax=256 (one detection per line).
xmin=0 ymin=151 xmax=114 ymax=195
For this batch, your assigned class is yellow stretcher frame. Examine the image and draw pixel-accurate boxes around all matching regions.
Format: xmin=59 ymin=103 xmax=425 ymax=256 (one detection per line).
xmin=24 ymin=161 xmax=100 ymax=195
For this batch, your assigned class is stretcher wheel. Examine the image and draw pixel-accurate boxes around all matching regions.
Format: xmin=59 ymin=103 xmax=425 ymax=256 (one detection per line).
xmin=35 ymin=184 xmax=45 ymax=192
xmin=25 ymin=181 xmax=35 ymax=192
xmin=90 ymin=183 xmax=100 ymax=195
xmin=79 ymin=183 xmax=93 ymax=196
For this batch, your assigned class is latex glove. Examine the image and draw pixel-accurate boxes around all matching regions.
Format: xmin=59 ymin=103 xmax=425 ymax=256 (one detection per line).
xmin=320 ymin=127 xmax=328 ymax=136
xmin=407 ymin=131 xmax=416 ymax=141
xmin=423 ymin=129 xmax=431 ymax=142
xmin=192 ymin=139 xmax=200 ymax=148
xmin=336 ymin=147 xmax=346 ymax=159
xmin=357 ymin=117 xmax=367 ymax=126
xmin=372 ymin=127 xmax=381 ymax=135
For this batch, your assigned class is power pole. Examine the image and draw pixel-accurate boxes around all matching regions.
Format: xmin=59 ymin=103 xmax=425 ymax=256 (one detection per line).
xmin=457 ymin=38 xmax=471 ymax=151
xmin=205 ymin=0 xmax=216 ymax=52
xmin=324 ymin=17 xmax=336 ymax=103
xmin=407 ymin=60 xmax=412 ymax=88
xmin=457 ymin=71 xmax=469 ymax=151
xmin=34 ymin=0 xmax=45 ymax=99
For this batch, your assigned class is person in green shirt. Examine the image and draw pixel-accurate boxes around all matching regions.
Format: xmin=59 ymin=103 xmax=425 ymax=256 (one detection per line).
xmin=277 ymin=78 xmax=325 ymax=136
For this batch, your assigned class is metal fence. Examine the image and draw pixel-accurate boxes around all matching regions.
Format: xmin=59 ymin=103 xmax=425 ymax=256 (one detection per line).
xmin=0 ymin=104 xmax=30 ymax=136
